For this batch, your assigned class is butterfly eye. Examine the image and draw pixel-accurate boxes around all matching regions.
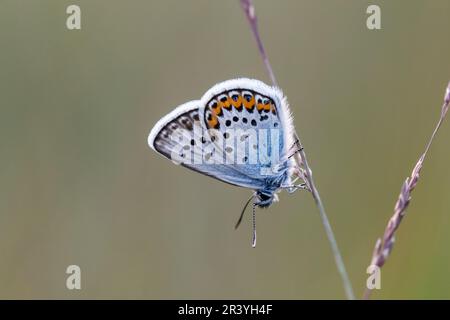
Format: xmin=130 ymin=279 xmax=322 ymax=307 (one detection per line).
xmin=244 ymin=94 xmax=252 ymax=102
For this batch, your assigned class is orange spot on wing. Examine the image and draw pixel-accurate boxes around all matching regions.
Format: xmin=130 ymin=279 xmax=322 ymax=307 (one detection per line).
xmin=211 ymin=104 xmax=222 ymax=116
xmin=219 ymin=98 xmax=232 ymax=110
xmin=271 ymin=104 xmax=277 ymax=115
xmin=224 ymin=97 xmax=232 ymax=108
xmin=243 ymin=96 xmax=255 ymax=110
xmin=208 ymin=115 xmax=219 ymax=128
xmin=230 ymin=94 xmax=243 ymax=108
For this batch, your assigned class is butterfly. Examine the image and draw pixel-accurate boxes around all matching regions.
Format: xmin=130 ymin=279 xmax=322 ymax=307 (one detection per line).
xmin=148 ymin=78 xmax=306 ymax=247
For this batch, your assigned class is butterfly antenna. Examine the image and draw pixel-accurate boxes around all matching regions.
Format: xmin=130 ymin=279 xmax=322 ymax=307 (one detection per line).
xmin=252 ymin=203 xmax=257 ymax=248
xmin=234 ymin=194 xmax=254 ymax=230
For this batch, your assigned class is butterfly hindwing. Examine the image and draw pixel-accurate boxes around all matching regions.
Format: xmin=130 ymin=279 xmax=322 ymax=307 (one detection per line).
xmin=199 ymin=79 xmax=294 ymax=181
xmin=149 ymin=101 xmax=202 ymax=160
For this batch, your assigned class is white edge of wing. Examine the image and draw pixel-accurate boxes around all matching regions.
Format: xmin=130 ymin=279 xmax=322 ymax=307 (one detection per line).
xmin=147 ymin=100 xmax=200 ymax=151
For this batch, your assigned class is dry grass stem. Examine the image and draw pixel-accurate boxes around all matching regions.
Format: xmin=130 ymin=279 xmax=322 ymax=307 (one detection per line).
xmin=364 ymin=82 xmax=450 ymax=300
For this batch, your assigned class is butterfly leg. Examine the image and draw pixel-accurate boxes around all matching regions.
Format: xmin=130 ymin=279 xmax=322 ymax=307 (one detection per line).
xmin=281 ymin=183 xmax=308 ymax=193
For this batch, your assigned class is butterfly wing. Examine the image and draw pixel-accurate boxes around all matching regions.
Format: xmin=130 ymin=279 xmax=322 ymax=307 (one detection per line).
xmin=148 ymin=100 xmax=268 ymax=189
xmin=199 ymin=78 xmax=296 ymax=183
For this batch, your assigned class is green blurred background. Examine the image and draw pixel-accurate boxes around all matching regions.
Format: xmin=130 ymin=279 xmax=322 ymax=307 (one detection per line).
xmin=1 ymin=0 xmax=449 ymax=299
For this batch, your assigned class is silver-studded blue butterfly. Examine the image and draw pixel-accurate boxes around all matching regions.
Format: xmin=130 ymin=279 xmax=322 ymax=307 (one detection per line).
xmin=148 ymin=78 xmax=305 ymax=246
